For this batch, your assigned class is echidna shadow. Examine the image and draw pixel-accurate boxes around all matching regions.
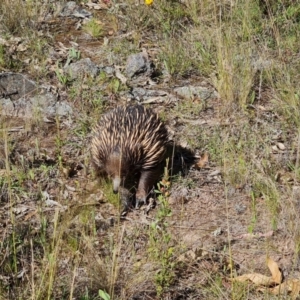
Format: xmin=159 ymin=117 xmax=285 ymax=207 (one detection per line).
xmin=91 ymin=105 xmax=196 ymax=210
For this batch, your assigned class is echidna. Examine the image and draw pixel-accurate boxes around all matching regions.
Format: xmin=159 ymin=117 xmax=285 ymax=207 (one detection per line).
xmin=91 ymin=105 xmax=169 ymax=208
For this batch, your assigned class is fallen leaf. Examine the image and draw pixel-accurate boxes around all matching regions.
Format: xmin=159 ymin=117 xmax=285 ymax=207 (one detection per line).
xmin=290 ymin=279 xmax=300 ymax=299
xmin=267 ymin=257 xmax=282 ymax=284
xmin=268 ymin=281 xmax=290 ymax=294
xmin=23 ymin=58 xmax=31 ymax=64
xmin=24 ymin=210 xmax=38 ymax=221
xmin=268 ymin=279 xmax=300 ymax=298
xmin=232 ymin=273 xmax=275 ymax=286
xmin=233 ymin=259 xmax=300 ymax=299
xmin=277 ymin=142 xmax=285 ymax=150
xmin=17 ymin=43 xmax=28 ymax=52
xmin=258 ymin=105 xmax=267 ymax=111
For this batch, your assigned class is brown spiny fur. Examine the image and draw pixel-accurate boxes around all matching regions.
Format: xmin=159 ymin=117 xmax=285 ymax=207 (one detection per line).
xmin=91 ymin=105 xmax=169 ymax=208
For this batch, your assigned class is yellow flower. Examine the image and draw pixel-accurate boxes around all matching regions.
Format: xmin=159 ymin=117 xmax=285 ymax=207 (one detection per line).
xmin=145 ymin=0 xmax=153 ymax=5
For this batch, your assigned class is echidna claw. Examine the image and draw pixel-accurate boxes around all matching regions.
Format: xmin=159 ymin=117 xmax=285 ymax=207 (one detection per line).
xmin=135 ymin=198 xmax=146 ymax=209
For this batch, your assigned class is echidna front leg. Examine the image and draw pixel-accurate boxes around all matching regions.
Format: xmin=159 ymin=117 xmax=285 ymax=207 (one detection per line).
xmin=135 ymin=169 xmax=159 ymax=208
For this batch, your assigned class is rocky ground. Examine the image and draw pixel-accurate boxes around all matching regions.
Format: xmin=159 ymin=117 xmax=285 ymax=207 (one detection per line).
xmin=0 ymin=1 xmax=300 ymax=299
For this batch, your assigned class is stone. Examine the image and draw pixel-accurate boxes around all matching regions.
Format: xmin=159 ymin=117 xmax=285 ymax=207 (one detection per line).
xmin=64 ymin=58 xmax=99 ymax=79
xmin=125 ymin=51 xmax=151 ymax=79
xmin=60 ymin=1 xmax=92 ymax=18
xmin=174 ymin=85 xmax=219 ymax=101
xmin=0 ymin=72 xmax=73 ymax=120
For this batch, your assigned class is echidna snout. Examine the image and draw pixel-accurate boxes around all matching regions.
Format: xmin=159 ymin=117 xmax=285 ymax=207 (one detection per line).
xmin=105 ymin=152 xmax=125 ymax=194
xmin=106 ymin=153 xmax=150 ymax=207
xmin=112 ymin=176 xmax=121 ymax=194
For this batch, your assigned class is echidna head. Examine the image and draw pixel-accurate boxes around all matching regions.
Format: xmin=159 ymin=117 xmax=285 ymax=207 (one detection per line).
xmin=105 ymin=151 xmax=128 ymax=194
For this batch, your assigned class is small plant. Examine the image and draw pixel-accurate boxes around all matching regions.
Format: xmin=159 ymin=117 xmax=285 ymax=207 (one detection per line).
xmin=65 ymin=47 xmax=81 ymax=67
xmin=0 ymin=45 xmax=5 ymax=67
xmin=55 ymin=68 xmax=70 ymax=86
xmin=98 ymin=289 xmax=110 ymax=300
xmin=83 ymin=18 xmax=103 ymax=39
xmin=148 ymin=159 xmax=175 ymax=296
xmin=69 ymin=47 xmax=81 ymax=61
xmin=107 ymin=78 xmax=121 ymax=94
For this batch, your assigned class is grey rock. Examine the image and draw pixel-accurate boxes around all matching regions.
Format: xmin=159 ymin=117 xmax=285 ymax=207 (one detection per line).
xmin=60 ymin=1 xmax=77 ymax=16
xmin=131 ymin=87 xmax=147 ymax=99
xmin=0 ymin=98 xmax=14 ymax=113
xmin=65 ymin=58 xmax=99 ymax=79
xmin=125 ymin=51 xmax=152 ymax=79
xmin=26 ymin=92 xmax=58 ymax=118
xmin=174 ymin=85 xmax=219 ymax=101
xmin=251 ymin=58 xmax=273 ymax=71
xmin=99 ymin=66 xmax=115 ymax=76
xmin=235 ymin=53 xmax=274 ymax=71
xmin=60 ymin=1 xmax=92 ymax=18
xmin=0 ymin=72 xmax=37 ymax=100
xmin=131 ymin=87 xmax=169 ymax=101
xmin=0 ymin=72 xmax=72 ymax=119
xmin=55 ymin=101 xmax=73 ymax=116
